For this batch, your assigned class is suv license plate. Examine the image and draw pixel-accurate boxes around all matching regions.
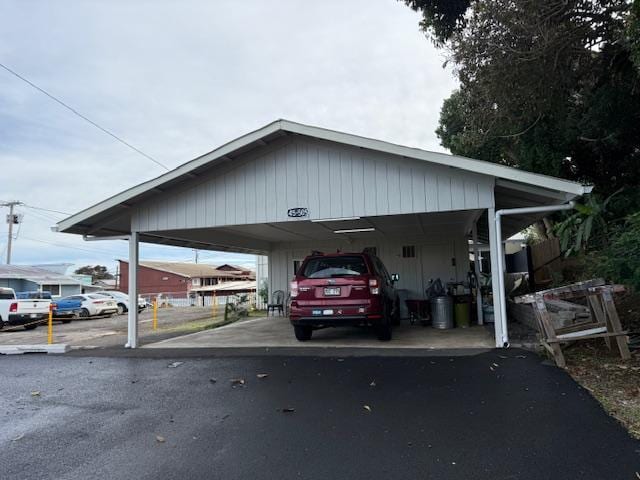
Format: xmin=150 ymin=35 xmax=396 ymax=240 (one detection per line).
xmin=324 ymin=287 xmax=340 ymax=296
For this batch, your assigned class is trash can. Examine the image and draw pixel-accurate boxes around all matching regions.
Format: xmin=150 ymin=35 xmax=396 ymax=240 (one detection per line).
xmin=454 ymin=295 xmax=471 ymax=328
xmin=431 ymin=295 xmax=454 ymax=329
xmin=482 ymin=304 xmax=495 ymax=323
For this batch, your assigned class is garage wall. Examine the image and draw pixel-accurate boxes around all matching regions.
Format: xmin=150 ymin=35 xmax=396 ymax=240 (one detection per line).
xmin=267 ymin=234 xmax=470 ymax=301
xmin=132 ymin=137 xmax=495 ymax=232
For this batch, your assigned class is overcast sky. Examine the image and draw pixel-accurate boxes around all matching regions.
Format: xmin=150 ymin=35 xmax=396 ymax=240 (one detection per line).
xmin=0 ymin=0 xmax=457 ymax=274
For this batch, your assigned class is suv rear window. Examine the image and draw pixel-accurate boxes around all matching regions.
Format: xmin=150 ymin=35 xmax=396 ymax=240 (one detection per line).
xmin=301 ymin=256 xmax=369 ymax=278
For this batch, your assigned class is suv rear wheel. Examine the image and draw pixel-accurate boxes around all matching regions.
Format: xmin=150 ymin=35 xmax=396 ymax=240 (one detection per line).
xmin=375 ymin=304 xmax=393 ymax=341
xmin=294 ymin=325 xmax=313 ymax=342
xmin=390 ymin=298 xmax=401 ymax=326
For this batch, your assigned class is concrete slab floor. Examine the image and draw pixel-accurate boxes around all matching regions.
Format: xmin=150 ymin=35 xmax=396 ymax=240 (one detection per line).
xmin=144 ymin=315 xmax=495 ymax=349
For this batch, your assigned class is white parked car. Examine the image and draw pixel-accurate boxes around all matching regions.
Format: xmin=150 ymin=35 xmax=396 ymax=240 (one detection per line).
xmin=95 ymin=291 xmax=146 ymax=315
xmin=0 ymin=287 xmax=51 ymax=330
xmin=62 ymin=294 xmax=118 ymax=318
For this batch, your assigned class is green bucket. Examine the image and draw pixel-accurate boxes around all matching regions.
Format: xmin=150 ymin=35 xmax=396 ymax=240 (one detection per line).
xmin=454 ymin=301 xmax=471 ymax=328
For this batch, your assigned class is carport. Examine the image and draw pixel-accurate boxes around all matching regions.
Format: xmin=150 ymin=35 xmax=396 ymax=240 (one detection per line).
xmin=55 ymin=120 xmax=591 ymax=348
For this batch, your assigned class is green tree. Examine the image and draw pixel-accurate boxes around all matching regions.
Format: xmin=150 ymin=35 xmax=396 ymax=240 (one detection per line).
xmin=404 ymin=0 xmax=640 ymax=217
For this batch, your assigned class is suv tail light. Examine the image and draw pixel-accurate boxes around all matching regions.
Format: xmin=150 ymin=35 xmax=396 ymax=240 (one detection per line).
xmin=369 ymin=278 xmax=380 ymax=295
xmin=92 ymin=300 xmax=105 ymax=304
xmin=9 ymin=302 xmax=18 ymax=313
xmin=290 ymin=281 xmax=298 ymax=298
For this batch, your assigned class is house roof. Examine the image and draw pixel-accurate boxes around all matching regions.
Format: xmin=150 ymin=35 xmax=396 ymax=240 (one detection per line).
xmin=55 ymin=119 xmax=592 ymax=237
xmin=0 ymin=265 xmax=83 ymax=286
xmin=190 ymin=280 xmax=256 ymax=292
xmin=122 ymin=260 xmax=254 ymax=279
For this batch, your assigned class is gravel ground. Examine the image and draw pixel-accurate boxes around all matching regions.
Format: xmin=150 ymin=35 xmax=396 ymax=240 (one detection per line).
xmin=0 ymin=306 xmax=224 ymax=347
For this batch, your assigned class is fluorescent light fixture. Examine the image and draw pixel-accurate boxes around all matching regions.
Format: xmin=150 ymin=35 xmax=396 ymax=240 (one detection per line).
xmin=311 ymin=216 xmax=361 ymax=223
xmin=333 ymin=228 xmax=375 ymax=234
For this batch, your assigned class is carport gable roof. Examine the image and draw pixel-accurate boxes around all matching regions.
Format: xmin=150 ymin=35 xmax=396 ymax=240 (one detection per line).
xmin=56 ymin=119 xmax=592 ymax=236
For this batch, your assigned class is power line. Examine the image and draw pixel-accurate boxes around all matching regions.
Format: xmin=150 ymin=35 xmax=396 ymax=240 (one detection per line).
xmin=0 ymin=62 xmax=170 ymax=171
xmin=19 ymin=235 xmax=126 ymax=257
xmin=22 ymin=204 xmax=71 ymax=216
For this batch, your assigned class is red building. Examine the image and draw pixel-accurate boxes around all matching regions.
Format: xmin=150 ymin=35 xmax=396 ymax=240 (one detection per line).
xmin=117 ymin=261 xmax=254 ymax=296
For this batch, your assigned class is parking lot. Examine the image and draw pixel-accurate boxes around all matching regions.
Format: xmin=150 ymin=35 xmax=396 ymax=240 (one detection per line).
xmin=0 ymin=306 xmax=223 ymax=348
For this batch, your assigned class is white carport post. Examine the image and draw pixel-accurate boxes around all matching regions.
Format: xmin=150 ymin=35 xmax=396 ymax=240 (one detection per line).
xmin=471 ymin=221 xmax=483 ymax=325
xmin=126 ymin=231 xmax=139 ymax=348
xmin=487 ymin=208 xmax=505 ymax=348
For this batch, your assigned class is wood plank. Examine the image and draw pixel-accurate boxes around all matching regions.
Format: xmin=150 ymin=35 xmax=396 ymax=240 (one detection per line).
xmin=601 ymin=288 xmax=631 ymax=360
xmin=533 ymin=296 xmax=566 ymax=367
xmin=588 ymin=294 xmax=611 ymax=349
xmin=514 ymin=278 xmax=606 ymax=304
xmin=548 ymin=331 xmax=628 ymax=343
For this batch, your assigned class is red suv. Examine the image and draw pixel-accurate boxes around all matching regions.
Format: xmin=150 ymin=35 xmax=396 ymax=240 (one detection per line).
xmin=289 ymin=251 xmax=399 ymax=342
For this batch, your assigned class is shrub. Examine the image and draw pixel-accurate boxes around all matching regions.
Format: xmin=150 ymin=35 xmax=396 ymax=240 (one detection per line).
xmin=598 ymin=212 xmax=640 ymax=291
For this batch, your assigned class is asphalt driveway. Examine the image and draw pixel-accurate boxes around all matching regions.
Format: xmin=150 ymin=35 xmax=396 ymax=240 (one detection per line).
xmin=0 ymin=350 xmax=638 ymax=479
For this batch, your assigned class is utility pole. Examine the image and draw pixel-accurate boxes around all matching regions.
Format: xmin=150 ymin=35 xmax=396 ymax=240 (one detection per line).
xmin=2 ymin=201 xmax=22 ymax=264
xmin=194 ymin=249 xmax=199 ymax=264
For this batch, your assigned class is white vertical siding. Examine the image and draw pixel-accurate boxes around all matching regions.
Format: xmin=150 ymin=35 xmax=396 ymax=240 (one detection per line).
xmin=132 ymin=137 xmax=495 ymax=232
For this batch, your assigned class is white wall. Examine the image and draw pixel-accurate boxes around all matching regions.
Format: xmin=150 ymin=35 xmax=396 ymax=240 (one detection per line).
xmin=268 ymin=233 xmax=470 ymax=301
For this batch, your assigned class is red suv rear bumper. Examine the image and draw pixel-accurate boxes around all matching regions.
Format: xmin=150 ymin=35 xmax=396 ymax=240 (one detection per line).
xmin=289 ymin=298 xmax=384 ymax=327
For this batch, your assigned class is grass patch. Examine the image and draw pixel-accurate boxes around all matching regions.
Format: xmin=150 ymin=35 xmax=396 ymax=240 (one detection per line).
xmin=564 ymin=341 xmax=640 ymax=438
xmin=155 ymin=315 xmax=235 ymax=335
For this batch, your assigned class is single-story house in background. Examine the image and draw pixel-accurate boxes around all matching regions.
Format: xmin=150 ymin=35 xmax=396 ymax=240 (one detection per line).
xmin=29 ymin=263 xmax=107 ymax=293
xmin=117 ymin=260 xmax=254 ymax=296
xmin=55 ymin=119 xmax=591 ymax=348
xmin=0 ymin=265 xmax=84 ymax=297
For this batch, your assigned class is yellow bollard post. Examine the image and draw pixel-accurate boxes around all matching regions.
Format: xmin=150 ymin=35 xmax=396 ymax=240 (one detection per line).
xmin=152 ymin=299 xmax=158 ymax=330
xmin=47 ymin=302 xmax=53 ymax=345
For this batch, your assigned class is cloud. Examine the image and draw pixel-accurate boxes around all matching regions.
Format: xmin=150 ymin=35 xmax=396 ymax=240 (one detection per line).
xmin=0 ymin=0 xmax=457 ymax=272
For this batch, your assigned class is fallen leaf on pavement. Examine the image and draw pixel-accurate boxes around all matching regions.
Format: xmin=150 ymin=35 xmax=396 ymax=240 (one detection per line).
xmin=11 ymin=434 xmax=24 ymax=442
xmin=256 ymin=373 xmax=269 ymax=379
xmin=498 ymin=355 xmax=508 ymax=359
xmin=369 ymin=381 xmax=376 ymax=387
xmin=492 ymin=363 xmax=499 ymax=368
xmin=156 ymin=435 xmax=166 ymax=443
xmin=209 ymin=378 xmax=217 ymax=384
xmin=167 ymin=362 xmax=183 ymax=368
xmin=489 ymin=366 xmax=495 ymax=372
xmin=281 ymin=407 xmax=295 ymax=413
xmin=363 ymin=405 xmax=372 ymax=412
xmin=230 ymin=378 xmax=245 ymax=386
xmin=30 ymin=391 xmax=40 ymax=397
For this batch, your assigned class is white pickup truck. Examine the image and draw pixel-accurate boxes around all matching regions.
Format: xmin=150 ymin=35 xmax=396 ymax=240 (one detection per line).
xmin=0 ymin=287 xmax=51 ymax=330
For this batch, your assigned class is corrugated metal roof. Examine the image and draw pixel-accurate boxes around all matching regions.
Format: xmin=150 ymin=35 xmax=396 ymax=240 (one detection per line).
xmin=190 ymin=280 xmax=256 ymax=292
xmin=0 ymin=265 xmax=83 ymax=285
xmin=129 ymin=261 xmax=255 ymax=279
